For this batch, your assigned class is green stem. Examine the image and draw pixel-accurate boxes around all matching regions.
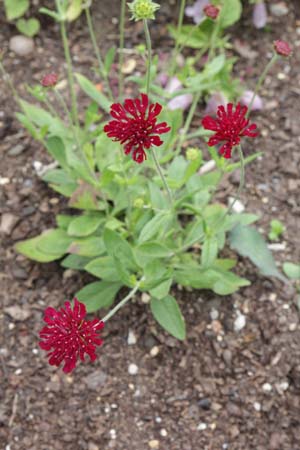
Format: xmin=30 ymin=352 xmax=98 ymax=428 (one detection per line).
xmin=152 ymin=150 xmax=173 ymax=206
xmin=207 ymin=16 xmax=221 ymax=61
xmin=102 ymin=280 xmax=143 ymax=322
xmin=246 ymin=54 xmax=278 ymax=118
xmin=226 ymin=145 xmax=245 ymax=216
xmin=143 ymin=19 xmax=152 ymax=95
xmin=175 ymin=90 xmax=201 ymax=155
xmin=85 ymin=7 xmax=114 ymax=101
xmin=143 ymin=19 xmax=173 ymax=207
xmin=118 ymin=0 xmax=126 ymax=100
xmin=170 ymin=0 xmax=186 ymax=76
xmin=60 ymin=20 xmax=79 ymax=127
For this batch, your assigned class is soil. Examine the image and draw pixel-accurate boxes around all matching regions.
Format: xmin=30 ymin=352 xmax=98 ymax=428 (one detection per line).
xmin=1 ymin=1 xmax=300 ymax=449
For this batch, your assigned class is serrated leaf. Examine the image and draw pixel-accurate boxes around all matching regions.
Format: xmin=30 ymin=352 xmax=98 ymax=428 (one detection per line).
xmin=151 ymin=295 xmax=186 ymax=340
xmin=76 ymin=281 xmax=121 ymax=312
xmin=229 ymin=225 xmax=286 ymax=281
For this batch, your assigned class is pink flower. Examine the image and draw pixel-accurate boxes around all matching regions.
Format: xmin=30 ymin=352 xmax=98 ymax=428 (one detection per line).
xmin=240 ymin=90 xmax=263 ymax=111
xmin=41 ymin=73 xmax=58 ymax=88
xmin=166 ymin=76 xmax=193 ymax=111
xmin=273 ymin=40 xmax=292 ymax=57
xmin=185 ymin=0 xmax=209 ymax=24
xmin=39 ymin=298 xmax=104 ymax=373
xmin=202 ymin=103 xmax=258 ymax=159
xmin=252 ymin=1 xmax=267 ymax=29
xmin=203 ymin=4 xmax=220 ymax=19
xmin=104 ymin=93 xmax=171 ymax=164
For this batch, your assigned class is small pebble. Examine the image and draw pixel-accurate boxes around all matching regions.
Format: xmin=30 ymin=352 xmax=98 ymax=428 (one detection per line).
xmin=0 ymin=177 xmax=10 ymax=185
xmin=228 ymin=197 xmax=245 ymax=213
xmin=270 ymin=2 xmax=289 ymax=16
xmin=262 ymin=383 xmax=272 ymax=392
xmin=197 ymin=423 xmax=207 ymax=431
xmin=268 ymin=243 xmax=286 ymax=251
xmin=128 ymin=363 xmax=139 ymax=375
xmin=210 ymin=308 xmax=219 ymax=320
xmin=141 ymin=293 xmax=151 ymax=304
xmin=9 ymin=35 xmax=34 ymax=56
xmin=127 ymin=329 xmax=137 ymax=345
xmin=109 ymin=429 xmax=117 ymax=439
xmin=155 ymin=417 xmax=162 ymax=423
xmin=150 ymin=346 xmax=160 ymax=357
xmin=289 ymin=323 xmax=297 ymax=331
xmin=253 ymin=402 xmax=261 ymax=411
xmin=160 ymin=429 xmax=167 ymax=437
xmin=148 ymin=440 xmax=160 ymax=449
xmin=234 ymin=313 xmax=246 ymax=332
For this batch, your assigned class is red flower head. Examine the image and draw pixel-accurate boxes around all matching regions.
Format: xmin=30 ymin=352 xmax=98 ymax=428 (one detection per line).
xmin=41 ymin=73 xmax=59 ymax=88
xmin=202 ymin=103 xmax=258 ymax=159
xmin=104 ymin=93 xmax=171 ymax=164
xmin=273 ymin=40 xmax=292 ymax=57
xmin=39 ymin=298 xmax=104 ymax=373
xmin=203 ymin=4 xmax=220 ymax=19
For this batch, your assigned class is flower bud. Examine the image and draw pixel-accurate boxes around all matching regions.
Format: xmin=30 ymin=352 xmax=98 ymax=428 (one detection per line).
xmin=186 ymin=148 xmax=199 ymax=161
xmin=134 ymin=198 xmax=145 ymax=208
xmin=203 ymin=4 xmax=220 ymax=19
xmin=41 ymin=73 xmax=58 ymax=88
xmin=273 ymin=40 xmax=292 ymax=57
xmin=128 ymin=0 xmax=160 ymax=21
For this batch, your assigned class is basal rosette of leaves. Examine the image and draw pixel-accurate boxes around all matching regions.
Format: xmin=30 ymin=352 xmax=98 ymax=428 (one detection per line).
xmin=11 ymin=0 xmax=287 ymax=344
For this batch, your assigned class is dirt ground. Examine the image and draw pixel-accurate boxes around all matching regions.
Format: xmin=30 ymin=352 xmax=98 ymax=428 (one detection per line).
xmin=1 ymin=1 xmax=300 ymax=449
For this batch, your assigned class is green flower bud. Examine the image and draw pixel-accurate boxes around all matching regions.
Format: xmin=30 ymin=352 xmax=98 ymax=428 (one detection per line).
xmin=186 ymin=147 xmax=199 ymax=161
xmin=134 ymin=198 xmax=145 ymax=208
xmin=128 ymin=0 xmax=160 ymax=21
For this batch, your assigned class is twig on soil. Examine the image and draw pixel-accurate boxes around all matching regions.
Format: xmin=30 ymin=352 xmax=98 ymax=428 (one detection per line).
xmin=8 ymin=392 xmax=18 ymax=428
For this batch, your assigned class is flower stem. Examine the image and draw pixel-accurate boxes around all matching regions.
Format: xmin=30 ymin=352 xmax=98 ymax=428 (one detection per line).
xmin=143 ymin=19 xmax=173 ymax=207
xmin=143 ymin=19 xmax=152 ymax=95
xmin=246 ymin=54 xmax=278 ymax=118
xmin=175 ymin=90 xmax=201 ymax=155
xmin=169 ymin=0 xmax=186 ymax=76
xmin=102 ymin=279 xmax=143 ymax=322
xmin=60 ymin=20 xmax=79 ymax=127
xmin=227 ymin=145 xmax=245 ymax=216
xmin=118 ymin=0 xmax=126 ymax=100
xmin=85 ymin=7 xmax=114 ymax=101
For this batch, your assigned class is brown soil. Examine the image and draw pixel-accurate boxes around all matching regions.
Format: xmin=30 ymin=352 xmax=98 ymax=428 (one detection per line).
xmin=1 ymin=1 xmax=300 ymax=449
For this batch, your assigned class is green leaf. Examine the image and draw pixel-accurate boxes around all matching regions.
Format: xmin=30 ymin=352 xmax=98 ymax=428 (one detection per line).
xmin=16 ymin=18 xmax=40 ymax=37
xmin=37 ymin=229 xmax=73 ymax=255
xmin=213 ymin=271 xmax=250 ymax=295
xmin=67 ymin=214 xmax=103 ymax=237
xmin=149 ymin=181 xmax=168 ymax=210
xmin=103 ymin=228 xmax=138 ymax=271
xmin=149 ymin=278 xmax=172 ymax=300
xmin=201 ymin=236 xmax=218 ymax=267
xmin=75 ymin=73 xmax=110 ymax=112
xmin=283 ymin=262 xmax=300 ymax=280
xmin=4 ymin=0 xmax=29 ymax=20
xmin=143 ymin=260 xmax=172 ymax=290
xmin=61 ymin=254 xmax=92 ymax=270
xmin=229 ymin=225 xmax=286 ymax=281
xmin=68 ymin=237 xmax=106 ymax=257
xmin=66 ymin=0 xmax=83 ymax=21
xmin=15 ymin=235 xmax=63 ymax=262
xmin=138 ymin=212 xmax=172 ymax=244
xmin=135 ymin=241 xmax=173 ymax=266
xmin=150 ymin=296 xmax=186 ymax=340
xmin=219 ymin=0 xmax=242 ymax=27
xmin=42 ymin=168 xmax=74 ymax=185
xmin=104 ymin=46 xmax=116 ymax=73
xmin=45 ymin=136 xmax=68 ymax=169
xmin=76 ymin=281 xmax=121 ymax=312
xmin=56 ymin=214 xmax=74 ymax=230
xmin=85 ymin=256 xmax=120 ymax=281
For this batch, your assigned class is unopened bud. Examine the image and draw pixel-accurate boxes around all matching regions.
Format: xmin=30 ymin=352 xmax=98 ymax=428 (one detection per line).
xmin=41 ymin=73 xmax=58 ymax=88
xmin=128 ymin=0 xmax=160 ymax=21
xmin=186 ymin=148 xmax=199 ymax=161
xmin=203 ymin=5 xmax=220 ymax=20
xmin=134 ymin=198 xmax=144 ymax=208
xmin=273 ymin=40 xmax=292 ymax=57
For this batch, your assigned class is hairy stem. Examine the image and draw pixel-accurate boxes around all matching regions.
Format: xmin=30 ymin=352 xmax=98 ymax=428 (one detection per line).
xmin=118 ymin=0 xmax=126 ymax=100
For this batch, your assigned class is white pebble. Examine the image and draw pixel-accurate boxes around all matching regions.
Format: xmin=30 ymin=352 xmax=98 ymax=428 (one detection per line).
xmin=128 ymin=363 xmax=139 ymax=375
xmin=141 ymin=293 xmax=151 ymax=304
xmin=234 ymin=312 xmax=246 ymax=332
xmin=268 ymin=243 xmax=286 ymax=251
xmin=0 ymin=177 xmax=10 ymax=185
xmin=228 ymin=197 xmax=245 ymax=213
xmin=253 ymin=402 xmax=261 ymax=411
xmin=109 ymin=429 xmax=117 ymax=439
xmin=262 ymin=383 xmax=272 ymax=392
xmin=127 ymin=329 xmax=137 ymax=345
xmin=9 ymin=35 xmax=34 ymax=56
xmin=278 ymin=381 xmax=289 ymax=392
xmin=150 ymin=346 xmax=160 ymax=357
xmin=289 ymin=323 xmax=297 ymax=331
xmin=160 ymin=429 xmax=167 ymax=437
xmin=155 ymin=417 xmax=162 ymax=423
xmin=32 ymin=348 xmax=39 ymax=354
xmin=197 ymin=422 xmax=207 ymax=431
xmin=210 ymin=308 xmax=219 ymax=320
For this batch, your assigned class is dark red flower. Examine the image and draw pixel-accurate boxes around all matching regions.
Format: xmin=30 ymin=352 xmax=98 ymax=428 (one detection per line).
xmin=203 ymin=4 xmax=220 ymax=19
xmin=39 ymin=298 xmax=104 ymax=373
xmin=273 ymin=40 xmax=292 ymax=57
xmin=41 ymin=73 xmax=58 ymax=87
xmin=104 ymin=93 xmax=171 ymax=164
xmin=202 ymin=103 xmax=258 ymax=159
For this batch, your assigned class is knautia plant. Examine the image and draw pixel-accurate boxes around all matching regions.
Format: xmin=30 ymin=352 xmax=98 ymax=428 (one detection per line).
xmin=1 ymin=0 xmax=292 ymax=372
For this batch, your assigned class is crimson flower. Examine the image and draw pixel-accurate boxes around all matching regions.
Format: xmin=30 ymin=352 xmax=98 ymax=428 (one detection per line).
xmin=41 ymin=73 xmax=58 ymax=87
xmin=39 ymin=298 xmax=104 ymax=373
xmin=203 ymin=4 xmax=220 ymax=19
xmin=273 ymin=40 xmax=292 ymax=57
xmin=202 ymin=103 xmax=258 ymax=159
xmin=104 ymin=93 xmax=171 ymax=164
